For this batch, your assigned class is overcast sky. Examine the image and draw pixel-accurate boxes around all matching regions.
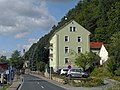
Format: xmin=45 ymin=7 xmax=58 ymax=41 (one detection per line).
xmin=0 ymin=0 xmax=80 ymax=58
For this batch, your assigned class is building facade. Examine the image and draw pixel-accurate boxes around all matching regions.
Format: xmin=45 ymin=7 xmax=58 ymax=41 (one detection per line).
xmin=49 ymin=20 xmax=91 ymax=71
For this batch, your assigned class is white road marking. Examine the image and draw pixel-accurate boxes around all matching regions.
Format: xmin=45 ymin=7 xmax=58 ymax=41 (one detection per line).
xmin=41 ymin=86 xmax=44 ymax=88
xmin=37 ymin=82 xmax=44 ymax=89
xmin=37 ymin=82 xmax=39 ymax=84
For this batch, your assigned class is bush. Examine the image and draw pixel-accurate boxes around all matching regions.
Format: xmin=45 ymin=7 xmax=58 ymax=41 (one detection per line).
xmin=90 ymin=67 xmax=113 ymax=78
xmin=89 ymin=78 xmax=104 ymax=87
xmin=90 ymin=68 xmax=103 ymax=77
xmin=77 ymin=78 xmax=104 ymax=87
xmin=69 ymin=78 xmax=104 ymax=87
xmin=1 ymin=84 xmax=11 ymax=90
xmin=63 ymin=76 xmax=69 ymax=84
xmin=112 ymin=76 xmax=120 ymax=82
xmin=114 ymin=70 xmax=120 ymax=76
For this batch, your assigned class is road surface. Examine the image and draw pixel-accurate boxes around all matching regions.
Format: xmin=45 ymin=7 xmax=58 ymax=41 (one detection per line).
xmin=20 ymin=74 xmax=66 ymax=90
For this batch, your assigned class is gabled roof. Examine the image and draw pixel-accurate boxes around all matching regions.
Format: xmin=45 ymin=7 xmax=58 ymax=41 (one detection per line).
xmin=90 ymin=42 xmax=109 ymax=49
xmin=90 ymin=42 xmax=103 ymax=49
xmin=49 ymin=19 xmax=91 ymax=41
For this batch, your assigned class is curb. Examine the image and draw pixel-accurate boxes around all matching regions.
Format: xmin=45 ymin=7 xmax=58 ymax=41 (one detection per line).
xmin=16 ymin=83 xmax=21 ymax=90
xmin=6 ymin=76 xmax=23 ymax=90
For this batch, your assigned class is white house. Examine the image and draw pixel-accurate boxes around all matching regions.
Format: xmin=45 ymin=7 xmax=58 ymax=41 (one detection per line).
xmin=99 ymin=44 xmax=109 ymax=65
xmin=90 ymin=42 xmax=109 ymax=65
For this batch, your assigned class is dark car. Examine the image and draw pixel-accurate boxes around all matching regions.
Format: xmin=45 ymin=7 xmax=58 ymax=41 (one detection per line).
xmin=55 ymin=69 xmax=61 ymax=74
xmin=67 ymin=68 xmax=89 ymax=79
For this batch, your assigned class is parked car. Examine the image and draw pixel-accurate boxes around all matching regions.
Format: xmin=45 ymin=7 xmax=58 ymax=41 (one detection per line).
xmin=60 ymin=68 xmax=69 ymax=75
xmin=20 ymin=68 xmax=25 ymax=74
xmin=67 ymin=68 xmax=89 ymax=79
xmin=0 ymin=74 xmax=7 ymax=84
xmin=55 ymin=69 xmax=61 ymax=74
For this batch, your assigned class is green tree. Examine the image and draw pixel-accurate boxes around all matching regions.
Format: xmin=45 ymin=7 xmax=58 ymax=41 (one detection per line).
xmin=0 ymin=56 xmax=7 ymax=62
xmin=87 ymin=52 xmax=100 ymax=69
xmin=75 ymin=53 xmax=88 ymax=71
xmin=10 ymin=50 xmax=24 ymax=70
xmin=108 ymin=32 xmax=120 ymax=69
xmin=25 ymin=0 xmax=119 ymax=70
xmin=107 ymin=57 xmax=117 ymax=74
xmin=75 ymin=52 xmax=100 ymax=71
xmin=107 ymin=2 xmax=120 ymax=33
xmin=36 ymin=61 xmax=45 ymax=72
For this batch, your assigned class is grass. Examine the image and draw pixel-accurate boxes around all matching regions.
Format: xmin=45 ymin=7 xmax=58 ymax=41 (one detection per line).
xmin=70 ymin=78 xmax=104 ymax=87
xmin=0 ymin=83 xmax=11 ymax=90
xmin=111 ymin=76 xmax=120 ymax=82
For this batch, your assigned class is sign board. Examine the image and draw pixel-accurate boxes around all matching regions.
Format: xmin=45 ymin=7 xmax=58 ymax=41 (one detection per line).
xmin=68 ymin=65 xmax=71 ymax=69
xmin=10 ymin=70 xmax=14 ymax=80
xmin=6 ymin=70 xmax=9 ymax=74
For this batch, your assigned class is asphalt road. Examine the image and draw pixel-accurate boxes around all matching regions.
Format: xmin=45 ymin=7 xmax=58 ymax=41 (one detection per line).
xmin=20 ymin=74 xmax=66 ymax=90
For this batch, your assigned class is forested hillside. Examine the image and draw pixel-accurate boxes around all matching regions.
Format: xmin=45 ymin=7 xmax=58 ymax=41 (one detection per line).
xmin=24 ymin=0 xmax=120 ymax=70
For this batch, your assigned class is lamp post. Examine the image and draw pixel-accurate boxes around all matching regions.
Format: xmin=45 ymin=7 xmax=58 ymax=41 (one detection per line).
xmin=30 ymin=44 xmax=38 ymax=71
xmin=50 ymin=66 xmax=52 ymax=80
xmin=44 ymin=46 xmax=51 ymax=80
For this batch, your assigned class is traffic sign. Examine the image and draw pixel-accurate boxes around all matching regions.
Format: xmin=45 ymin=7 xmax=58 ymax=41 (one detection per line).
xmin=68 ymin=65 xmax=71 ymax=69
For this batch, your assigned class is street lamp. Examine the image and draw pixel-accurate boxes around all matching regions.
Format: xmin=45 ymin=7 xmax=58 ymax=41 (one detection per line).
xmin=30 ymin=44 xmax=38 ymax=71
xmin=50 ymin=67 xmax=52 ymax=80
xmin=44 ymin=46 xmax=51 ymax=80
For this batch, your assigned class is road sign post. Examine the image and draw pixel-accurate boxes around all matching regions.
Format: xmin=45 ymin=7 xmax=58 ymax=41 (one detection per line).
xmin=68 ymin=65 xmax=71 ymax=69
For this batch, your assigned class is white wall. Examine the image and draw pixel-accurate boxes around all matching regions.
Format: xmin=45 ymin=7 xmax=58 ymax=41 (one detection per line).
xmin=99 ymin=45 xmax=108 ymax=65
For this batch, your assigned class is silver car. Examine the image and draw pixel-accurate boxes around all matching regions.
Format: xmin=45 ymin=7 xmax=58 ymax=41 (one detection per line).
xmin=67 ymin=68 xmax=89 ymax=79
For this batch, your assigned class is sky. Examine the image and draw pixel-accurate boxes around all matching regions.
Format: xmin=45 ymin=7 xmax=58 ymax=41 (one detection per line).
xmin=0 ymin=0 xmax=80 ymax=58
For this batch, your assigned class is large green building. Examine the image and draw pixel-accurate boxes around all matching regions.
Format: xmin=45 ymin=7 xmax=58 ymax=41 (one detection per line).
xmin=49 ymin=20 xmax=91 ymax=71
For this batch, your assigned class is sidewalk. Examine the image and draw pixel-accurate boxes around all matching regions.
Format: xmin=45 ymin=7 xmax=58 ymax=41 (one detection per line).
xmin=6 ymin=76 xmax=23 ymax=90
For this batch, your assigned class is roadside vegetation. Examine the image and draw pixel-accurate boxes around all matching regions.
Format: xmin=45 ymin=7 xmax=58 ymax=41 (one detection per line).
xmin=1 ymin=0 xmax=119 ymax=89
xmin=0 ymin=83 xmax=11 ymax=90
xmin=24 ymin=0 xmax=120 ymax=73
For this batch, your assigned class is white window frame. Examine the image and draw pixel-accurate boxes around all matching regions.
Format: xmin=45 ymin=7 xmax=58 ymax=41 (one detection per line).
xmin=69 ymin=26 xmax=77 ymax=32
xmin=70 ymin=27 xmax=72 ymax=32
xmin=64 ymin=46 xmax=69 ymax=53
xmin=77 ymin=46 xmax=82 ymax=53
xmin=77 ymin=36 xmax=82 ymax=42
xmin=64 ymin=58 xmax=69 ymax=64
xmin=73 ymin=27 xmax=76 ymax=32
xmin=51 ymin=59 xmax=53 ymax=61
xmin=64 ymin=36 xmax=69 ymax=42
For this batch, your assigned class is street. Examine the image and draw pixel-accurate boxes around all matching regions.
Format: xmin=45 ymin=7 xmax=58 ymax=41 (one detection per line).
xmin=20 ymin=74 xmax=66 ymax=90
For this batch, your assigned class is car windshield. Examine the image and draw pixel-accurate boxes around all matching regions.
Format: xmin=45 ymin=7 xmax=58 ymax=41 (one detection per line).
xmin=71 ymin=69 xmax=80 ymax=72
xmin=63 ymin=69 xmax=68 ymax=71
